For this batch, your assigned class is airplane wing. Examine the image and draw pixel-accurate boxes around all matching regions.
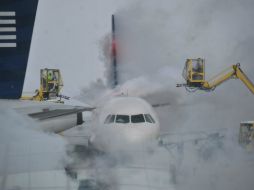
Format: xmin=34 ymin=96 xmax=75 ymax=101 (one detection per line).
xmin=139 ymin=89 xmax=226 ymax=148
xmin=6 ymin=100 xmax=95 ymax=133
xmin=159 ymin=129 xmax=226 ymax=148
xmin=28 ymin=107 xmax=95 ymax=121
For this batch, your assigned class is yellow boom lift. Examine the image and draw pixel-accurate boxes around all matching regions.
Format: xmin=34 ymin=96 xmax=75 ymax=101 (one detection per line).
xmin=177 ymin=58 xmax=254 ymax=150
xmin=21 ymin=68 xmax=65 ymax=102
xmin=177 ymin=58 xmax=254 ymax=94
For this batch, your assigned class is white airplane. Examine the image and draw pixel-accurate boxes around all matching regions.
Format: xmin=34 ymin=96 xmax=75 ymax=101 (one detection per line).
xmin=0 ymin=0 xmax=93 ymax=133
xmin=87 ymin=96 xmax=161 ymax=150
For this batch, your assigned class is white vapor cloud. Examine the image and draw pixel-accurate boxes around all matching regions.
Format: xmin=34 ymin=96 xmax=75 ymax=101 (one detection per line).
xmin=0 ymin=107 xmax=70 ymax=189
xmin=78 ymin=0 xmax=254 ymax=189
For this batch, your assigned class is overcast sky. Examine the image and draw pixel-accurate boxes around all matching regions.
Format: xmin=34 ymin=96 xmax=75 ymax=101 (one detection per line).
xmin=23 ymin=0 xmax=254 ymax=100
xmin=23 ymin=0 xmax=134 ymax=96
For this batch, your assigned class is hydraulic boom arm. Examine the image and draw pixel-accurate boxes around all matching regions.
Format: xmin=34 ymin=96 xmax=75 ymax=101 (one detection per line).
xmin=234 ymin=65 xmax=254 ymax=94
xmin=177 ymin=58 xmax=254 ymax=94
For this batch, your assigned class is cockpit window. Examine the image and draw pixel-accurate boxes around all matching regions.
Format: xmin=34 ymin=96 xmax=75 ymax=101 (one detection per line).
xmin=131 ymin=114 xmax=145 ymax=123
xmin=109 ymin=115 xmax=115 ymax=123
xmin=104 ymin=115 xmax=112 ymax=124
xmin=115 ymin=115 xmax=130 ymax=123
xmin=104 ymin=115 xmax=115 ymax=124
xmin=144 ymin=114 xmax=152 ymax=123
xmin=105 ymin=114 xmax=155 ymax=124
xmin=144 ymin=114 xmax=156 ymax=123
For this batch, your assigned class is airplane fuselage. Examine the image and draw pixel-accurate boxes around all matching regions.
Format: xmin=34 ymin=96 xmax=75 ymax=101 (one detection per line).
xmin=89 ymin=96 xmax=160 ymax=150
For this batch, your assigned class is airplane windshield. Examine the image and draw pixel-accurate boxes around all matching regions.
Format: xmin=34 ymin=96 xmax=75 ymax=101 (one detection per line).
xmin=104 ymin=115 xmax=112 ymax=124
xmin=144 ymin=114 xmax=155 ymax=123
xmin=104 ymin=115 xmax=115 ymax=124
xmin=105 ymin=114 xmax=155 ymax=124
xmin=131 ymin=114 xmax=145 ymax=123
xmin=109 ymin=115 xmax=115 ymax=123
xmin=115 ymin=115 xmax=130 ymax=123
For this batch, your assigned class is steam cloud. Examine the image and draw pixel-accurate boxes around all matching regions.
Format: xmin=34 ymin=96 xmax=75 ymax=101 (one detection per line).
xmin=78 ymin=0 xmax=254 ymax=189
xmin=1 ymin=0 xmax=253 ymax=189
xmin=0 ymin=107 xmax=70 ymax=190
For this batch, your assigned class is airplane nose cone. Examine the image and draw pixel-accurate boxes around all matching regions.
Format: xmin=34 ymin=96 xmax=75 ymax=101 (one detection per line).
xmin=91 ymin=124 xmax=160 ymax=151
xmin=124 ymin=125 xmax=160 ymax=143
